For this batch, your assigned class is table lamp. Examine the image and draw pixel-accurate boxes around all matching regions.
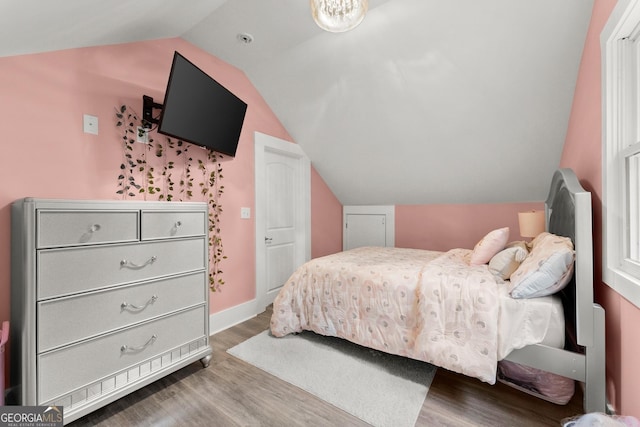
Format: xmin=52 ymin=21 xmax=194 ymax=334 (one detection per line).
xmin=518 ymin=210 xmax=545 ymax=243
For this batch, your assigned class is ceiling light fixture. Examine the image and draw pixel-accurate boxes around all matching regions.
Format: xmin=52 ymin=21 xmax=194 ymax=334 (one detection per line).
xmin=310 ymin=0 xmax=368 ymax=33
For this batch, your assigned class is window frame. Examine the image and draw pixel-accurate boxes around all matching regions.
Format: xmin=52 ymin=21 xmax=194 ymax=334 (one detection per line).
xmin=602 ymin=0 xmax=640 ymax=309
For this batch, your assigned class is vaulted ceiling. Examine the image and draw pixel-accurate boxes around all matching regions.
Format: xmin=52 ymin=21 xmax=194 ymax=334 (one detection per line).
xmin=0 ymin=0 xmax=594 ymax=205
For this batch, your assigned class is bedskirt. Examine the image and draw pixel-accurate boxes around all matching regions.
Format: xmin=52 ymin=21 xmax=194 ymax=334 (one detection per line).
xmin=270 ymin=246 xmax=564 ymax=384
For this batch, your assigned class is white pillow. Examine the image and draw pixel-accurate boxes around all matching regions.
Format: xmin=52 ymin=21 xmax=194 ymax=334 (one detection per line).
xmin=510 ymin=232 xmax=574 ymax=298
xmin=470 ymin=227 xmax=510 ymax=265
xmin=488 ymin=241 xmax=528 ymax=280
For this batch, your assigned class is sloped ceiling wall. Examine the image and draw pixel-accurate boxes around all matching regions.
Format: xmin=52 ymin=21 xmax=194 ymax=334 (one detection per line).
xmin=186 ymin=0 xmax=594 ymax=205
xmin=0 ymin=0 xmax=594 ymax=205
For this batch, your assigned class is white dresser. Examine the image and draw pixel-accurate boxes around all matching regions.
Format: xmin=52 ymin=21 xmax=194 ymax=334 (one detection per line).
xmin=10 ymin=198 xmax=212 ymax=424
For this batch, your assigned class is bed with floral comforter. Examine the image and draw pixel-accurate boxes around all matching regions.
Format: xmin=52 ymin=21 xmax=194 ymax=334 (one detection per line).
xmin=270 ymin=246 xmax=561 ymax=384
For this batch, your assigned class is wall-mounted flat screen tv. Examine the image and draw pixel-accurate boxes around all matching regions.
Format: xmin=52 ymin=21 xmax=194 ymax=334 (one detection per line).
xmin=155 ymin=51 xmax=247 ymax=157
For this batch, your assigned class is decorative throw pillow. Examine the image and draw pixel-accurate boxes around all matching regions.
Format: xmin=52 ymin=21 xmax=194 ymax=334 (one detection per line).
xmin=470 ymin=227 xmax=510 ymax=265
xmin=488 ymin=241 xmax=529 ymax=280
xmin=510 ymin=232 xmax=574 ymax=298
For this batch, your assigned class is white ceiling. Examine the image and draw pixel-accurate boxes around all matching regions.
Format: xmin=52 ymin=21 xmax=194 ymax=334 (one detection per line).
xmin=0 ymin=0 xmax=594 ymax=205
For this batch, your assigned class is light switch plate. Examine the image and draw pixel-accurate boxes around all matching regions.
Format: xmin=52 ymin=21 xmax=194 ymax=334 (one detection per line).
xmin=83 ymin=114 xmax=99 ymax=135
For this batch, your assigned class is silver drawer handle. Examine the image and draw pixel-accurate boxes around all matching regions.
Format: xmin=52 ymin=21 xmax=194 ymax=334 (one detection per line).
xmin=120 ymin=334 xmax=157 ymax=354
xmin=89 ymin=224 xmax=101 ymax=233
xmin=120 ymin=256 xmax=157 ymax=269
xmin=175 ymin=221 xmax=182 ymax=227
xmin=121 ymin=295 xmax=158 ymax=311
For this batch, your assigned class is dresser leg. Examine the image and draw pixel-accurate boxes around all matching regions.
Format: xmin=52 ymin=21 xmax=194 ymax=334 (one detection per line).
xmin=200 ymin=354 xmax=212 ymax=368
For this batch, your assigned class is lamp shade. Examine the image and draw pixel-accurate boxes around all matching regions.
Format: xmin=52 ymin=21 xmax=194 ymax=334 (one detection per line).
xmin=518 ymin=210 xmax=545 ymax=238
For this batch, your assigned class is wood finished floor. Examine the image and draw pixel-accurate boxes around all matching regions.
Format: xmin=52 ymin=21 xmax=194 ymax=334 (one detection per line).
xmin=70 ymin=307 xmax=584 ymax=427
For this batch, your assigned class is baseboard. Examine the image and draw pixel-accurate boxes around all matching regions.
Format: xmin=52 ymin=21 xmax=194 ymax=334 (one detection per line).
xmin=208 ymin=298 xmax=264 ymax=335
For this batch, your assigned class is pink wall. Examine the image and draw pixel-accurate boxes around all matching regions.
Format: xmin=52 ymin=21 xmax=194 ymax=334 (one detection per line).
xmin=396 ymin=202 xmax=543 ymax=251
xmin=561 ymin=0 xmax=640 ymax=417
xmin=311 ymin=168 xmax=343 ymax=258
xmin=0 ymin=38 xmax=341 ymax=324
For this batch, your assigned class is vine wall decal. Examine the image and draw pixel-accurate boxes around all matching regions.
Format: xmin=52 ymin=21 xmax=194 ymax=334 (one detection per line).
xmin=115 ymin=105 xmax=226 ymax=292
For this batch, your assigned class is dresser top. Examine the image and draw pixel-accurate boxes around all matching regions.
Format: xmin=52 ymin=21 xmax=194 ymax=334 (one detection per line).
xmin=14 ymin=198 xmax=208 ymax=211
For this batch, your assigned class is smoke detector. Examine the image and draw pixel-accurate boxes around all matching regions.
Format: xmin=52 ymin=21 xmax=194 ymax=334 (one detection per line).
xmin=237 ymin=33 xmax=254 ymax=44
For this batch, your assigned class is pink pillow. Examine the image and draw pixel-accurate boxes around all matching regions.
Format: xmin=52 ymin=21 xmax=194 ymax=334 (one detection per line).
xmin=470 ymin=227 xmax=510 ymax=265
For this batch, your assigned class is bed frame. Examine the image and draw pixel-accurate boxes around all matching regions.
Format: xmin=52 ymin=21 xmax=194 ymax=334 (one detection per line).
xmin=503 ymin=168 xmax=606 ymax=413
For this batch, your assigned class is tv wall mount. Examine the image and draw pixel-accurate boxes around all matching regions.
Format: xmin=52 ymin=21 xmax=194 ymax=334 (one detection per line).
xmin=142 ymin=95 xmax=163 ymax=129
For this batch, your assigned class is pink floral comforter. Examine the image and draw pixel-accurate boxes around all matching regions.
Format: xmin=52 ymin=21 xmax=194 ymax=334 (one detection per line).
xmin=270 ymin=246 xmax=502 ymax=383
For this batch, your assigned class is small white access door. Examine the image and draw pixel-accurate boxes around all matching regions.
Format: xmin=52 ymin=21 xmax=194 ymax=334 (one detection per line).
xmin=255 ymin=132 xmax=310 ymax=309
xmin=343 ymin=205 xmax=395 ymax=251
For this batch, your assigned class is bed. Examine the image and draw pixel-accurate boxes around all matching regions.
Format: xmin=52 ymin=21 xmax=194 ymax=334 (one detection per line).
xmin=270 ymin=168 xmax=606 ymax=413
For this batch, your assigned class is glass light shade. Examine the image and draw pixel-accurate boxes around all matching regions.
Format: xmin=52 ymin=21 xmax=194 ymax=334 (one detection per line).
xmin=310 ymin=0 xmax=369 ymax=33
xmin=518 ymin=210 xmax=546 ymax=238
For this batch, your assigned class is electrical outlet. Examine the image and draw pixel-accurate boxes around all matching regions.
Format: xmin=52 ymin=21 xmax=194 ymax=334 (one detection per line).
xmin=240 ymin=207 xmax=251 ymax=219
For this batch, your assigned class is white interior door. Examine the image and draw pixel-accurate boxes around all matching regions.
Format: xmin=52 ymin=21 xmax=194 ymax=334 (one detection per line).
xmin=255 ymin=132 xmax=310 ymax=309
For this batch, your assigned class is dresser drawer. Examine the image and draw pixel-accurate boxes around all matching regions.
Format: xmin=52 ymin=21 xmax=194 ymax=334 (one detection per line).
xmin=141 ymin=210 xmax=207 ymax=240
xmin=37 ymin=238 xmax=207 ymax=299
xmin=37 ymin=271 xmax=207 ymax=352
xmin=37 ymin=306 xmax=207 ymax=404
xmin=37 ymin=210 xmax=139 ymax=248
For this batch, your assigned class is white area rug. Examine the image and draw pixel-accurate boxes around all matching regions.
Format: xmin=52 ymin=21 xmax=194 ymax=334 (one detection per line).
xmin=227 ymin=330 xmax=437 ymax=427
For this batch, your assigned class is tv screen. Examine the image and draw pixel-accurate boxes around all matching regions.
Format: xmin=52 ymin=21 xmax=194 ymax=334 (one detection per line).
xmin=157 ymin=51 xmax=247 ymax=157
